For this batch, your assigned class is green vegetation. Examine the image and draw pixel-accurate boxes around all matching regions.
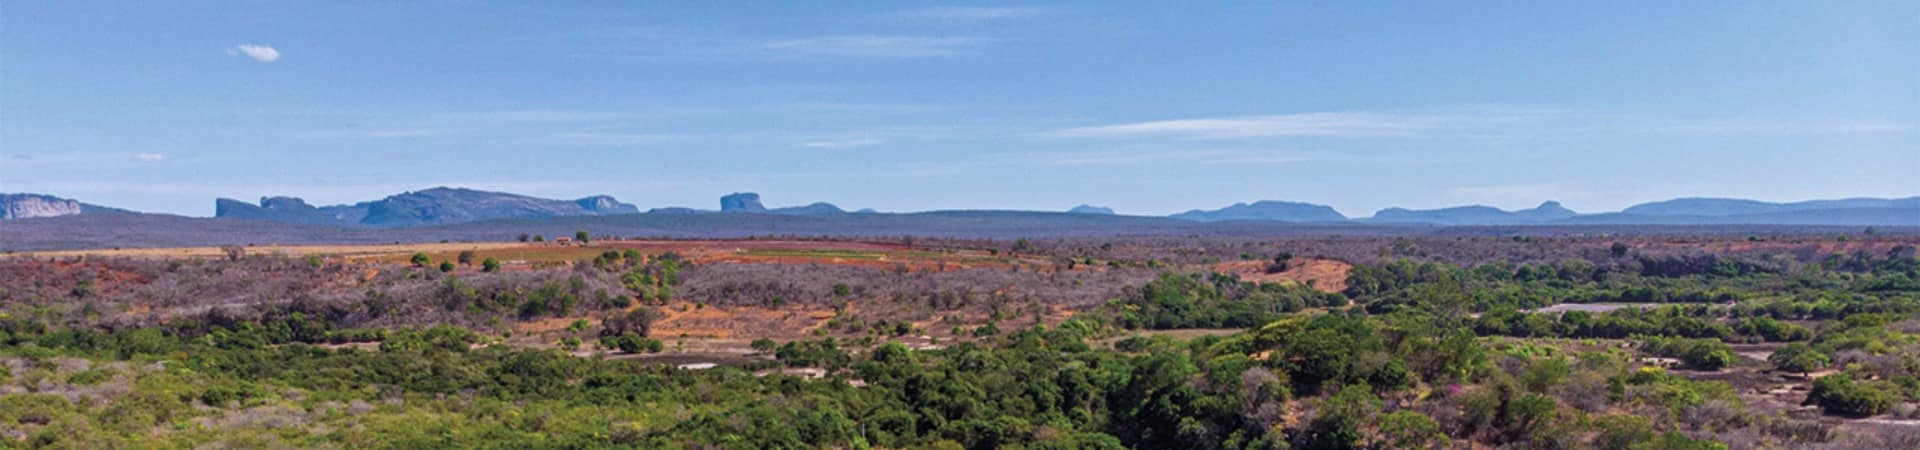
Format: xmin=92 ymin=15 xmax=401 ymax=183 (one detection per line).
xmin=1639 ymin=336 xmax=1736 ymax=371
xmin=0 ymin=238 xmax=1914 ymax=448
xmin=1108 ymin=272 xmax=1346 ymax=329
xmin=1767 ymin=343 xmax=1829 ymax=374
xmin=1807 ymin=374 xmax=1899 ymax=417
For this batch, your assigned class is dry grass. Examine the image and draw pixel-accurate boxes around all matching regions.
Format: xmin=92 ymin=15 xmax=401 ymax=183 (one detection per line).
xmin=1209 ymin=258 xmax=1353 ymax=293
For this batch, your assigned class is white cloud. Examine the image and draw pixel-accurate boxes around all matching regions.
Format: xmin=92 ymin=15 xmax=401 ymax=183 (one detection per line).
xmin=799 ymin=138 xmax=883 ymax=149
xmin=877 ymin=6 xmax=1047 ymax=22
xmin=1038 ymin=148 xmax=1314 ymax=167
xmin=226 ymin=44 xmax=281 ymax=63
xmin=763 ymin=35 xmax=983 ymax=58
xmin=133 ymin=152 xmax=166 ymax=162
xmin=1052 ymin=112 xmax=1446 ymax=139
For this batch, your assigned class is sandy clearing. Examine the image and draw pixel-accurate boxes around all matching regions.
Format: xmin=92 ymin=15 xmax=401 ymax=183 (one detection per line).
xmin=1210 ymin=258 xmax=1352 ymax=293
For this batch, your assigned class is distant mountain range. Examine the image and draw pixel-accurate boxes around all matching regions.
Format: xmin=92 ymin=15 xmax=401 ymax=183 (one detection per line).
xmin=1172 ymin=201 xmax=1348 ymax=222
xmin=1620 ymin=197 xmax=1920 ymax=216
xmin=718 ymin=192 xmax=847 ymax=215
xmin=1367 ymin=201 xmax=1578 ymax=225
xmin=3 ymin=188 xmax=1915 ymax=228
xmin=214 ymin=187 xmax=639 ymax=228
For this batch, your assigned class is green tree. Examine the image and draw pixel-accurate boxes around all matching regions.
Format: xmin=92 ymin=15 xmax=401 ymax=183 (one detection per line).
xmin=1767 ymin=343 xmax=1828 ymax=375
xmin=482 ymin=257 xmax=501 ymax=272
xmin=410 ymin=252 xmax=431 ymax=267
xmin=575 ymin=230 xmax=590 ymax=244
xmin=1304 ymin=383 xmax=1380 ymax=449
xmin=1807 ymin=375 xmax=1895 ymax=417
xmin=750 ymin=338 xmax=777 ymax=353
xmin=1592 ymin=414 xmax=1656 ymax=450
xmin=438 ymin=261 xmax=455 ymax=273
xmin=1374 ymin=411 xmax=1448 ymax=449
xmin=601 ymin=308 xmax=659 ymax=338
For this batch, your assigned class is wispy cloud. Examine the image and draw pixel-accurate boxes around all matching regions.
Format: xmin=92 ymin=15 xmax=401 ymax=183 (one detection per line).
xmin=1039 ymin=148 xmax=1315 ymax=167
xmin=1053 ymin=112 xmax=1449 ymax=139
xmin=800 ymin=138 xmax=884 ymax=149
xmin=226 ymin=44 xmax=280 ymax=63
xmin=763 ymin=35 xmax=984 ymax=58
xmin=133 ymin=152 xmax=166 ymax=162
xmin=1048 ymin=107 xmax=1581 ymax=140
xmin=876 ymin=6 xmax=1047 ymax=22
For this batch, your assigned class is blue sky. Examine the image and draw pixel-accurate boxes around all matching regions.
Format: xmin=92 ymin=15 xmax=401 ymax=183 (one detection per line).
xmin=3 ymin=1 xmax=1915 ymax=217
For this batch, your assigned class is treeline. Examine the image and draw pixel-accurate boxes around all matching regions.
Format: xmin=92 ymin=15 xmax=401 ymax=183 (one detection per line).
xmin=1104 ymin=273 xmax=1348 ymax=329
xmin=2 ymin=311 xmax=1781 ymax=449
xmin=1348 ymin=249 xmax=1920 ymax=313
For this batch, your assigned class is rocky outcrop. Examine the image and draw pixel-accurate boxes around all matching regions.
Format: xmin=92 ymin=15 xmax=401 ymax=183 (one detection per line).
xmin=0 ymin=193 xmax=123 ymax=220
xmin=216 ymin=196 xmax=358 ymax=226
xmin=720 ymin=193 xmax=768 ymax=212
xmin=576 ymin=195 xmax=640 ymax=214
xmin=1068 ymin=205 xmax=1116 ymax=215
xmin=2 ymin=194 xmax=84 ymax=219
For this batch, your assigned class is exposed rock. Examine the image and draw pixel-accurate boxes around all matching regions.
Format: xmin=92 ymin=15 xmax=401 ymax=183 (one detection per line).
xmin=1068 ymin=205 xmax=1116 ymax=215
xmin=2 ymin=194 xmax=83 ymax=219
xmin=575 ymin=195 xmax=640 ymax=214
xmin=0 ymin=193 xmax=123 ymax=220
xmin=720 ymin=193 xmax=767 ymax=212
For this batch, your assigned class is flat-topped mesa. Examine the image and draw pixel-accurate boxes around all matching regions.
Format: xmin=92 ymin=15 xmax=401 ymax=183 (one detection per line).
xmin=1068 ymin=205 xmax=1117 ymax=215
xmin=1 ymin=193 xmax=85 ymax=219
xmin=720 ymin=192 xmax=768 ymax=212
